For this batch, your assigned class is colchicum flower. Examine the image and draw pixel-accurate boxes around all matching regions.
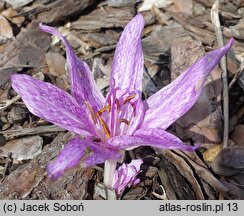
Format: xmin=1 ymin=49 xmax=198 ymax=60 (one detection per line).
xmin=112 ymin=159 xmax=143 ymax=195
xmin=11 ymin=14 xmax=233 ymax=195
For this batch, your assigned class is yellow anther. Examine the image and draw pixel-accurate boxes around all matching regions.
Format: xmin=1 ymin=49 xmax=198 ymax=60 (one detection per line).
xmin=97 ymin=105 xmax=110 ymax=116
xmin=106 ymin=104 xmax=111 ymax=113
xmin=117 ymin=118 xmax=130 ymax=125
xmin=130 ymin=103 xmax=136 ymax=116
xmin=115 ymin=98 xmax=121 ymax=110
xmin=122 ymin=94 xmax=136 ymax=105
xmin=85 ymin=101 xmax=97 ymax=124
xmin=98 ymin=116 xmax=111 ymax=138
xmin=108 ymin=98 xmax=111 ymax=112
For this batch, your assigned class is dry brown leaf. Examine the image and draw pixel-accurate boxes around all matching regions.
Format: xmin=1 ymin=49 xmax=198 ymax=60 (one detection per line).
xmin=1 ymin=8 xmax=25 ymax=25
xmin=45 ymin=52 xmax=67 ymax=77
xmin=0 ymin=21 xmax=50 ymax=68
xmin=0 ymin=14 xmax=13 ymax=39
xmin=203 ymin=144 xmax=222 ymax=163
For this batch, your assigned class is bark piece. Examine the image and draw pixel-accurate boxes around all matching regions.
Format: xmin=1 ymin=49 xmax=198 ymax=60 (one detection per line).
xmin=0 ymin=14 xmax=13 ymax=39
xmin=0 ymin=162 xmax=44 ymax=199
xmin=0 ymin=136 xmax=43 ymax=160
xmin=1 ymin=8 xmax=25 ymax=25
xmin=33 ymin=168 xmax=94 ymax=199
xmin=0 ymin=132 xmax=95 ymax=199
xmin=45 ymin=52 xmax=66 ymax=77
xmin=230 ymin=19 xmax=244 ymax=40
xmin=108 ymin=0 xmax=136 ymax=7
xmin=27 ymin=0 xmax=96 ymax=25
xmin=0 ymin=21 xmax=50 ymax=68
xmin=71 ymin=7 xmax=134 ymax=31
xmin=142 ymin=24 xmax=187 ymax=64
xmin=2 ymin=125 xmax=66 ymax=140
xmin=158 ymin=154 xmax=197 ymax=199
xmin=122 ymin=187 xmax=148 ymax=200
xmin=4 ymin=0 xmax=34 ymax=9
xmin=169 ymin=11 xmax=215 ymax=45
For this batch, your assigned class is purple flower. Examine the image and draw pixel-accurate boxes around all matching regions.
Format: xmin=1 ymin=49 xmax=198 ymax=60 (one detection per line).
xmin=11 ymin=14 xmax=233 ymax=189
xmin=112 ymin=159 xmax=143 ymax=195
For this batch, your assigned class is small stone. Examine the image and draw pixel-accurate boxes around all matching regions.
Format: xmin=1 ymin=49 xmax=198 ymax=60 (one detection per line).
xmin=108 ymin=0 xmax=135 ymax=7
xmin=4 ymin=0 xmax=34 ymax=9
xmin=2 ymin=123 xmax=11 ymax=131
xmin=33 ymin=72 xmax=45 ymax=81
xmin=0 ymin=116 xmax=8 ymax=123
xmin=193 ymin=2 xmax=206 ymax=16
xmin=7 ymin=106 xmax=29 ymax=123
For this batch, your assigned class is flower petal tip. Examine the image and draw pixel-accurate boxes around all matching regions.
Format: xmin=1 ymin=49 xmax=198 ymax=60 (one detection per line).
xmin=39 ymin=22 xmax=47 ymax=31
xmin=192 ymin=143 xmax=201 ymax=151
xmin=134 ymin=13 xmax=145 ymax=24
xmin=39 ymin=22 xmax=50 ymax=30
xmin=228 ymin=37 xmax=235 ymax=46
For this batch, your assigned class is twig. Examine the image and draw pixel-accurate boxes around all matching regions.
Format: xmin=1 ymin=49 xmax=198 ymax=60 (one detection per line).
xmin=229 ymin=62 xmax=244 ymax=89
xmin=1 ymin=125 xmax=66 ymax=140
xmin=152 ymin=185 xmax=168 ymax=200
xmin=211 ymin=0 xmax=229 ymax=149
xmin=1 ymin=152 xmax=12 ymax=182
xmin=0 ymin=65 xmax=33 ymax=70
xmin=0 ymin=95 xmax=21 ymax=111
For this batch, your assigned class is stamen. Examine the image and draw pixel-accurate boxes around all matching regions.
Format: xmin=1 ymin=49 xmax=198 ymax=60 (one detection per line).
xmin=130 ymin=103 xmax=136 ymax=116
xmin=108 ymin=98 xmax=111 ymax=112
xmin=98 ymin=116 xmax=111 ymax=138
xmin=115 ymin=98 xmax=120 ymax=110
xmin=122 ymin=94 xmax=136 ymax=105
xmin=117 ymin=118 xmax=130 ymax=125
xmin=85 ymin=101 xmax=97 ymax=124
xmin=97 ymin=105 xmax=110 ymax=116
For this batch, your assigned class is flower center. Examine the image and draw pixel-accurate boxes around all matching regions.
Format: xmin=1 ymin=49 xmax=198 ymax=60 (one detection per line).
xmin=85 ymin=90 xmax=138 ymax=141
